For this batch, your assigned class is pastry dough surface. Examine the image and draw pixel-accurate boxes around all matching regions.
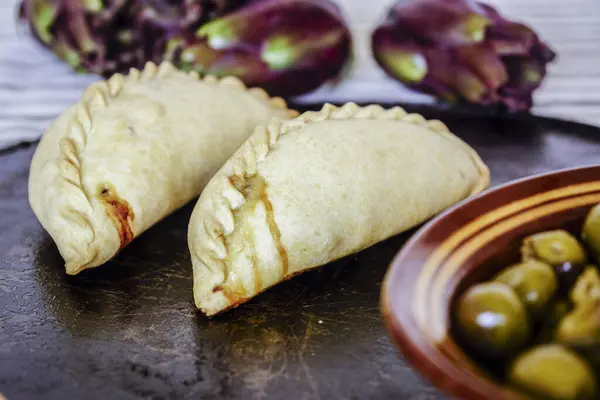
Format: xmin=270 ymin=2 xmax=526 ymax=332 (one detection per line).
xmin=189 ymin=103 xmax=490 ymax=316
xmin=29 ymin=61 xmax=296 ymax=274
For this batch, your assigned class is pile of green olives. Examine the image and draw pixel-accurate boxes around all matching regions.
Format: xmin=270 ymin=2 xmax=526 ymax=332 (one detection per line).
xmin=453 ymin=203 xmax=600 ymax=400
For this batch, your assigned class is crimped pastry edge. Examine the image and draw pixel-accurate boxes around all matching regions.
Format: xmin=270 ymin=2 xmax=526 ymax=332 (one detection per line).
xmin=192 ymin=102 xmax=490 ymax=313
xmin=53 ymin=61 xmax=297 ymax=274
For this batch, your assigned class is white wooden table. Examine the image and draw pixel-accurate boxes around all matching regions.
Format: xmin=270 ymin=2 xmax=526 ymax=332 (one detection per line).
xmin=1 ymin=0 xmax=600 ymax=149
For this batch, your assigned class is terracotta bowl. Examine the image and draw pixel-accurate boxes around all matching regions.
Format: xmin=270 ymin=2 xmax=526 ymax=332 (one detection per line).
xmin=381 ymin=165 xmax=600 ymax=400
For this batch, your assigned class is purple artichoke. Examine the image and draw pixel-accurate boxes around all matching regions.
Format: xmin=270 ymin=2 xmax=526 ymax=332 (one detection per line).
xmin=19 ymin=0 xmax=352 ymax=97
xmin=19 ymin=0 xmax=244 ymax=76
xmin=166 ymin=0 xmax=352 ymax=97
xmin=372 ymin=0 xmax=557 ymax=111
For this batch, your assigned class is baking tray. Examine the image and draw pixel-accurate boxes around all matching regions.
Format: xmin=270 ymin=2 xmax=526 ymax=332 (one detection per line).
xmin=1 ymin=104 xmax=599 ymax=400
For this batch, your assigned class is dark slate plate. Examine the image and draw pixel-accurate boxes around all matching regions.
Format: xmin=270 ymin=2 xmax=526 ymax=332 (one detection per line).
xmin=1 ymin=104 xmax=599 ymax=400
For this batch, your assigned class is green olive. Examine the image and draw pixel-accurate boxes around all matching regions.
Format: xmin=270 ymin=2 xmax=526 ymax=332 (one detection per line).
xmin=522 ymin=230 xmax=587 ymax=291
xmin=494 ymin=260 xmax=557 ymax=318
xmin=583 ymin=204 xmax=600 ymax=261
xmin=571 ymin=266 xmax=600 ymax=307
xmin=522 ymin=230 xmax=587 ymax=266
xmin=556 ymin=302 xmax=600 ymax=344
xmin=508 ymin=344 xmax=596 ymax=400
xmin=454 ymin=281 xmax=530 ymax=358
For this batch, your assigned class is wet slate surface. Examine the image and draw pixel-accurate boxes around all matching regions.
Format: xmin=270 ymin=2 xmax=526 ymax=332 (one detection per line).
xmin=1 ymin=105 xmax=599 ymax=400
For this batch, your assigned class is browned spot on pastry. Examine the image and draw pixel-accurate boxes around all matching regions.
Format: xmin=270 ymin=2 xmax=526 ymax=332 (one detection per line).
xmin=228 ymin=175 xmax=245 ymax=192
xmin=213 ymin=174 xmax=288 ymax=313
xmin=236 ymin=175 xmax=289 ymax=278
xmin=221 ymin=274 xmax=247 ymax=305
xmin=260 ymin=188 xmax=289 ymax=277
xmin=243 ymin=176 xmax=288 ymax=278
xmin=98 ymin=184 xmax=135 ymax=249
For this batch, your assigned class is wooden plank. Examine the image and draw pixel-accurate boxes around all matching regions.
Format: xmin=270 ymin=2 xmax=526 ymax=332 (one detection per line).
xmin=0 ymin=0 xmax=599 ymax=149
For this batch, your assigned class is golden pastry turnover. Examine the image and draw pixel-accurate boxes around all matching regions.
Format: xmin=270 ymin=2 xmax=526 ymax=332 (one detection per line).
xmin=188 ymin=103 xmax=490 ymax=316
xmin=29 ymin=61 xmax=296 ymax=275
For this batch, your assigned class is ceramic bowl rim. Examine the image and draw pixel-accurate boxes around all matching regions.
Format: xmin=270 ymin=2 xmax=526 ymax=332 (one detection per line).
xmin=381 ymin=163 xmax=600 ymax=400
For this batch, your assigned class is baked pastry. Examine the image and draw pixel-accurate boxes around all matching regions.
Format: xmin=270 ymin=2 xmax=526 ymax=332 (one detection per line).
xmin=189 ymin=103 xmax=490 ymax=316
xmin=28 ymin=61 xmax=296 ymax=275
